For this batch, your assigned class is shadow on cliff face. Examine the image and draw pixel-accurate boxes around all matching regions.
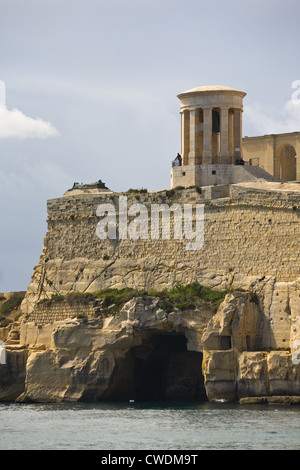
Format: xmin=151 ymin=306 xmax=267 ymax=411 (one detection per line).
xmin=100 ymin=333 xmax=207 ymax=402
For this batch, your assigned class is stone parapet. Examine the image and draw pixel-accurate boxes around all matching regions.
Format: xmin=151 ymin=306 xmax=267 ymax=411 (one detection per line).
xmin=27 ymin=300 xmax=97 ymax=326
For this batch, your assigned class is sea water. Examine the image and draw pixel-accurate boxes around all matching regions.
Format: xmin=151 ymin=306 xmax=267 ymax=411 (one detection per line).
xmin=0 ymin=401 xmax=299 ymax=450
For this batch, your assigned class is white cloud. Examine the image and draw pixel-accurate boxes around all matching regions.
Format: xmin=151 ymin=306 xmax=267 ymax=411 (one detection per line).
xmin=244 ymin=98 xmax=300 ymax=136
xmin=0 ymin=105 xmax=59 ymax=139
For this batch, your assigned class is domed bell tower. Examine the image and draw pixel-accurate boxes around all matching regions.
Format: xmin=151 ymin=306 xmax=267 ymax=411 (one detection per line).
xmin=171 ymin=85 xmax=247 ymax=188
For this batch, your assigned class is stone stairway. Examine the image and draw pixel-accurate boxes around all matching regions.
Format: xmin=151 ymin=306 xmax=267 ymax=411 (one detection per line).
xmin=237 ymin=165 xmax=281 ymax=182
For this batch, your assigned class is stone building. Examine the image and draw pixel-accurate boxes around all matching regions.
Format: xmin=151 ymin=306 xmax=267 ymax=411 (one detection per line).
xmin=171 ymin=85 xmax=300 ymax=188
xmin=242 ymin=131 xmax=300 ymax=181
xmin=171 ymin=85 xmax=249 ymax=188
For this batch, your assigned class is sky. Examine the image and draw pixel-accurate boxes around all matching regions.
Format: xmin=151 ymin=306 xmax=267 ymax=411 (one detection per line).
xmin=0 ymin=0 xmax=300 ymax=292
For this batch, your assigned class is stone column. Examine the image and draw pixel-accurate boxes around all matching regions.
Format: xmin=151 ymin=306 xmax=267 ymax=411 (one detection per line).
xmin=189 ymin=108 xmax=200 ymax=165
xmin=202 ymin=107 xmax=212 ymax=164
xmin=181 ymin=110 xmax=190 ymax=166
xmin=220 ymin=107 xmax=229 ymax=163
xmin=228 ymin=109 xmax=234 ymax=162
xmin=211 ymin=133 xmax=219 ymax=164
xmin=234 ymin=109 xmax=242 ymax=159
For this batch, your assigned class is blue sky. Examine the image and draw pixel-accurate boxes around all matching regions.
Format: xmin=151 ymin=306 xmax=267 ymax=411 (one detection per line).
xmin=0 ymin=0 xmax=300 ymax=292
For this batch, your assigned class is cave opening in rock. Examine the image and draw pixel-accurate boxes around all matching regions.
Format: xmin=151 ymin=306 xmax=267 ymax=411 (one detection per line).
xmin=101 ymin=332 xmax=207 ymax=402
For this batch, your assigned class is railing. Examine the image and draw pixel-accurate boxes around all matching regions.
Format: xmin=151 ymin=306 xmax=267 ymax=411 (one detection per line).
xmin=244 ymin=158 xmax=259 ymax=167
xmin=171 ymin=156 xmax=260 ymax=167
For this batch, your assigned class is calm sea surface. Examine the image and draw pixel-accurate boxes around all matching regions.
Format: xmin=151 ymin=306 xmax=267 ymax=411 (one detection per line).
xmin=0 ymin=401 xmax=299 ymax=450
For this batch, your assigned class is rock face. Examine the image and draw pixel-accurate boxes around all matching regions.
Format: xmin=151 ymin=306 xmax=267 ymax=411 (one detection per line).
xmin=0 ymin=347 xmax=28 ymax=401
xmin=1 ymin=291 xmax=299 ymax=403
xmin=202 ymin=292 xmax=300 ymax=400
xmin=2 ymin=184 xmax=300 ymax=403
xmin=16 ymin=297 xmax=211 ymax=403
xmin=21 ymin=185 xmax=300 ymax=315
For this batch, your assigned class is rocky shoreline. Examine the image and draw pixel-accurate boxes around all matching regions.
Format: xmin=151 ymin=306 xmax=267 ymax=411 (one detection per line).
xmin=1 ymin=288 xmax=299 ymax=404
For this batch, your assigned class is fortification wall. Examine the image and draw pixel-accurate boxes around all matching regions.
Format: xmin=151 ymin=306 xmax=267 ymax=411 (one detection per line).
xmin=20 ymin=184 xmax=300 ymax=350
xmin=27 ymin=300 xmax=97 ymax=326
xmin=22 ymin=185 xmax=300 ymax=309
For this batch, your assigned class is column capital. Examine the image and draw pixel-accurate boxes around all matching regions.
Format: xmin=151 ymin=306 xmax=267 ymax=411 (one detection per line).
xmin=180 ymin=106 xmax=198 ymax=114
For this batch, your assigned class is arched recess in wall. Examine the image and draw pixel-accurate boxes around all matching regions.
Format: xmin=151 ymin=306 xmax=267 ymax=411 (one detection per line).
xmin=276 ymin=144 xmax=297 ymax=181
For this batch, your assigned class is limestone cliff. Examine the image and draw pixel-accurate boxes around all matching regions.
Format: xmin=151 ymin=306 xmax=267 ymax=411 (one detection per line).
xmin=0 ymin=291 xmax=299 ymax=403
xmin=1 ymin=183 xmax=300 ymax=403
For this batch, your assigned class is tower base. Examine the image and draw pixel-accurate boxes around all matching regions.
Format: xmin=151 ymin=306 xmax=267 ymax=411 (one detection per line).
xmin=171 ymin=164 xmax=279 ymax=189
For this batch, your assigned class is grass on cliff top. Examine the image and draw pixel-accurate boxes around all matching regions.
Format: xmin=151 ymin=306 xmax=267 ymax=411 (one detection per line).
xmin=0 ymin=292 xmax=25 ymax=327
xmin=37 ymin=288 xmax=137 ymax=309
xmin=93 ymin=283 xmax=227 ymax=309
xmin=93 ymin=287 xmax=137 ymax=309
xmin=0 ymin=292 xmax=25 ymax=315
xmin=38 ymin=283 xmax=228 ymax=316
xmin=146 ymin=283 xmax=227 ymax=312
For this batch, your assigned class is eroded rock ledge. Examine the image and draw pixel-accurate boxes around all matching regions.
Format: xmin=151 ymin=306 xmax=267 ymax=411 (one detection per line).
xmin=1 ymin=290 xmax=299 ymax=403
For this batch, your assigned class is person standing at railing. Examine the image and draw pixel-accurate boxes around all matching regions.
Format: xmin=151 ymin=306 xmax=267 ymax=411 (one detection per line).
xmin=172 ymin=153 xmax=182 ymax=167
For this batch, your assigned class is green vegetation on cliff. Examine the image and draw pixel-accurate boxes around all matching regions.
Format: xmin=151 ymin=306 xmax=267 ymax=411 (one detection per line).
xmin=37 ymin=283 xmax=229 ymax=317
xmin=0 ymin=292 xmax=25 ymax=327
xmin=146 ymin=283 xmax=227 ymax=312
